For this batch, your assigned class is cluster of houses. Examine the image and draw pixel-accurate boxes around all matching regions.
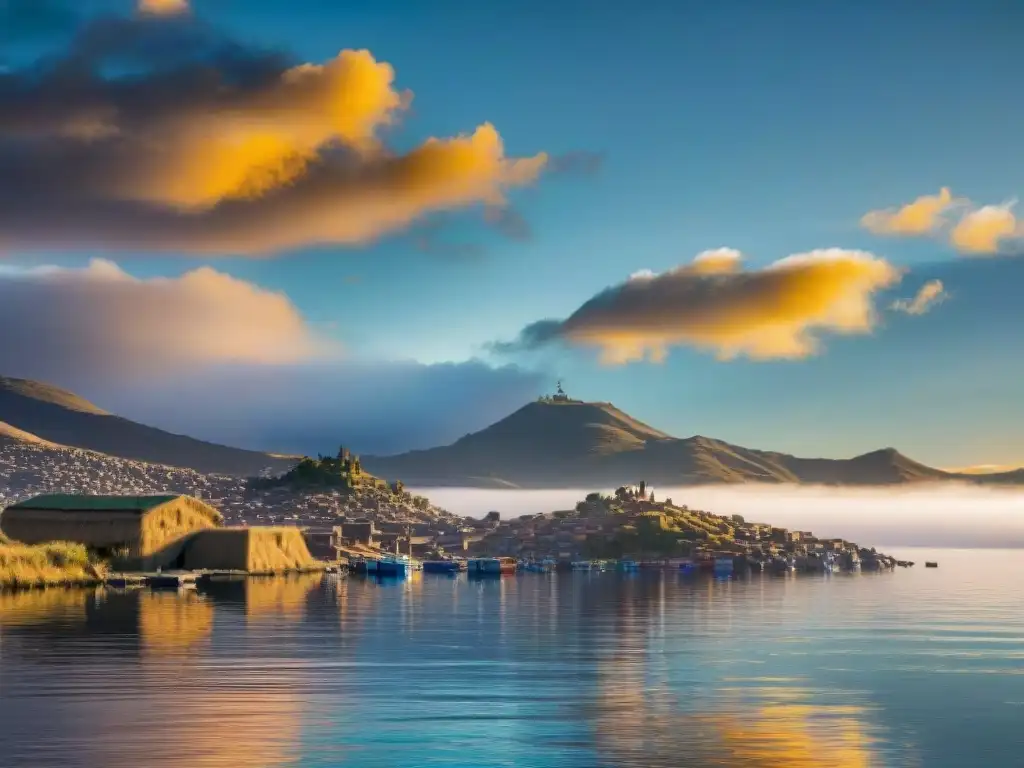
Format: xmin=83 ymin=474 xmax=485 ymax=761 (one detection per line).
xmin=444 ymin=487 xmax=896 ymax=570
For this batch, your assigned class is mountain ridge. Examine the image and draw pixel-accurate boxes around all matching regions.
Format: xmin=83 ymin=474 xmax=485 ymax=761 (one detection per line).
xmin=1 ymin=377 xmax=1018 ymax=488
xmin=0 ymin=376 xmax=293 ymax=476
xmin=361 ymin=399 xmax=1021 ymax=488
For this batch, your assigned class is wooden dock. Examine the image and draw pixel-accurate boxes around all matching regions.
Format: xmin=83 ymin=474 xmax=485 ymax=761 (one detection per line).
xmin=103 ymin=566 xmax=338 ymax=590
xmin=105 ymin=570 xmax=199 ymax=589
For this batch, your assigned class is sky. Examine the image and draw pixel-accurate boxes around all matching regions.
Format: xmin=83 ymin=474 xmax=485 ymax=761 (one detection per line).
xmin=0 ymin=0 xmax=1022 ymax=468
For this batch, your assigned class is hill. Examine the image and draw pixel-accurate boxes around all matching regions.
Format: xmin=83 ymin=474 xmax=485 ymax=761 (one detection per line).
xmin=361 ymin=399 xmax=1024 ymax=488
xmin=0 ymin=376 xmax=294 ymax=476
xmin=0 ymin=419 xmax=459 ymax=529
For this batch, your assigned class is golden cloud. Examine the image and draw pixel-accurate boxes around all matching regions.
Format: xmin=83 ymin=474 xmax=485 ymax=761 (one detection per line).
xmin=949 ymin=202 xmax=1019 ymax=254
xmin=860 ymin=188 xmax=954 ymax=236
xmin=0 ymin=259 xmax=333 ymax=378
xmin=862 ymin=188 xmax=1024 ymax=256
xmin=0 ymin=13 xmax=548 ymax=256
xmin=138 ymin=0 xmax=190 ymax=16
xmin=501 ymin=248 xmax=903 ymax=363
xmin=890 ymin=279 xmax=947 ymax=315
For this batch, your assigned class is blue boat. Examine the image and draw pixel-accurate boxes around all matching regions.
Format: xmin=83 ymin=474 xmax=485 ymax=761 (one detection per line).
xmin=467 ymin=557 xmax=516 ymax=576
xmin=521 ymin=560 xmax=553 ymax=573
xmin=617 ymin=559 xmax=639 ymax=571
xmin=714 ymin=557 xmax=735 ymax=576
xmin=679 ymin=559 xmax=698 ymax=575
xmin=355 ymin=554 xmax=414 ymax=577
xmin=423 ymin=560 xmax=463 ymax=574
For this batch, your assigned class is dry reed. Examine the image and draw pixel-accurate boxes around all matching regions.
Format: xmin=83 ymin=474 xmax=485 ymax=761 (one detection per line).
xmin=0 ymin=540 xmax=105 ymax=588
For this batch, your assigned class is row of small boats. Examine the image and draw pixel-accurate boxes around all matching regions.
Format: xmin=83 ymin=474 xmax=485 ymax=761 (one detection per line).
xmin=347 ymin=555 xmax=818 ymax=578
xmin=348 ymin=549 xmax=912 ymax=578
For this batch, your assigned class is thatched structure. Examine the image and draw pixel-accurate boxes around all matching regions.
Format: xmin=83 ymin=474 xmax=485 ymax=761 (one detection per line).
xmin=173 ymin=528 xmax=318 ymax=573
xmin=0 ymin=494 xmax=222 ymax=567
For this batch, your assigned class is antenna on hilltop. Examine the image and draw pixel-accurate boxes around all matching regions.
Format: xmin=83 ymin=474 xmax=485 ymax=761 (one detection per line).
xmin=553 ymin=379 xmax=569 ymax=402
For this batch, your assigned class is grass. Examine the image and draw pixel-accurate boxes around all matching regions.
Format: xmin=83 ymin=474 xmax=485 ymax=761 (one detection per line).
xmin=0 ymin=540 xmax=106 ymax=588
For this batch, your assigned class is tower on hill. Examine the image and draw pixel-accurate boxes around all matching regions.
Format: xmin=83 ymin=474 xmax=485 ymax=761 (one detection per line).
xmin=553 ymin=380 xmax=569 ymax=402
xmin=538 ymin=379 xmax=578 ymax=404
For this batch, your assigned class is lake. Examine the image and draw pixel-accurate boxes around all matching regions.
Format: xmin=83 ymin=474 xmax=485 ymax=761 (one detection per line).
xmin=0 ymin=548 xmax=1021 ymax=767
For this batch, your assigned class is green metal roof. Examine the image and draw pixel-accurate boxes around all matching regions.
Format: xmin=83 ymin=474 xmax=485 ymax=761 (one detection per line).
xmin=7 ymin=494 xmax=181 ymax=512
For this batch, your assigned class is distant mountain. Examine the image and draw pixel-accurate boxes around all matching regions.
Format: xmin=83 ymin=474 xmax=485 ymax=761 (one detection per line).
xmin=362 ymin=399 xmax=1024 ymax=488
xmin=0 ymin=376 xmax=294 ymax=476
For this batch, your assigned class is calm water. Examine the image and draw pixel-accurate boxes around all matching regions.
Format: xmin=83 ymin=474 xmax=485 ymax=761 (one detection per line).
xmin=1 ymin=548 xmax=1022 ymax=767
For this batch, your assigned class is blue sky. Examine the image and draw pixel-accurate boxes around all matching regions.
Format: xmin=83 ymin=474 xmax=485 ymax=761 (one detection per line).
xmin=1 ymin=0 xmax=1023 ymax=467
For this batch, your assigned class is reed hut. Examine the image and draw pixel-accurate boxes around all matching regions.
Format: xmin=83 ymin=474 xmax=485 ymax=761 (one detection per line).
xmin=178 ymin=528 xmax=318 ymax=573
xmin=0 ymin=494 xmax=222 ymax=566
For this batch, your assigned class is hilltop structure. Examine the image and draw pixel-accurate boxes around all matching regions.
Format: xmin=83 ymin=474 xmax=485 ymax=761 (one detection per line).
xmin=537 ymin=380 xmax=582 ymax=405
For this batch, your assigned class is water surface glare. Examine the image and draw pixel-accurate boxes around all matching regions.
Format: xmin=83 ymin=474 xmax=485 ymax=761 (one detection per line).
xmin=1 ymin=548 xmax=1021 ymax=767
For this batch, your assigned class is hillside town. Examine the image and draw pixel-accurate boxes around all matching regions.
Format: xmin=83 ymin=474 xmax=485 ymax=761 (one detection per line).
xmin=0 ymin=430 xmax=899 ymax=572
xmin=0 ymin=436 xmax=461 ymax=531
xmin=450 ymin=484 xmax=898 ymax=571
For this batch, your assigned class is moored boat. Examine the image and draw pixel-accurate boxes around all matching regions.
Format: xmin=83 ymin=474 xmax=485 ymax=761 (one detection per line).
xmin=423 ymin=560 xmax=463 ymax=574
xmin=713 ymin=557 xmax=734 ymax=575
xmin=468 ymin=557 xmax=517 ymax=576
xmin=617 ymin=559 xmax=639 ymax=571
xmin=376 ymin=554 xmax=414 ymax=576
xmin=521 ymin=560 xmax=553 ymax=573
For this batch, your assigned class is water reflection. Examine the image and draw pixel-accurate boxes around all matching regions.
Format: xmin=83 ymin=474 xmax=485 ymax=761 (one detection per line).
xmin=0 ymin=550 xmax=1020 ymax=767
xmin=201 ymin=571 xmax=324 ymax=620
xmin=0 ymin=581 xmax=315 ymax=768
xmin=577 ymin=575 xmax=884 ymax=766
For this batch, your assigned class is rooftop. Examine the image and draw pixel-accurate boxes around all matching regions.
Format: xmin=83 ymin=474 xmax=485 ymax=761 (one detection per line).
xmin=7 ymin=494 xmax=182 ymax=512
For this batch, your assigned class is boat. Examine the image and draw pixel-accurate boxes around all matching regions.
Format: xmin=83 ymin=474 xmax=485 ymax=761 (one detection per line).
xmin=679 ymin=559 xmax=697 ymax=575
xmin=617 ymin=559 xmax=639 ymax=571
xmin=521 ymin=560 xmax=553 ymax=573
xmin=571 ymin=561 xmax=592 ymax=571
xmin=467 ymin=557 xmax=517 ymax=576
xmin=925 ymin=561 xmax=938 ymax=568
xmin=713 ymin=557 xmax=734 ymax=576
xmin=423 ymin=560 xmax=463 ymax=574
xmin=355 ymin=554 xmax=413 ymax=577
xmin=768 ymin=556 xmax=796 ymax=574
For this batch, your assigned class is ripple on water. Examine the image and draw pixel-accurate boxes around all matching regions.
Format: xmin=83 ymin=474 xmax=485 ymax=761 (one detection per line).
xmin=0 ymin=549 xmax=1021 ymax=767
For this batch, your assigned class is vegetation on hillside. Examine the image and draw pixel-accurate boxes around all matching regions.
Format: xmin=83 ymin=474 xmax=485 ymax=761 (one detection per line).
xmin=572 ymin=484 xmax=740 ymax=559
xmin=0 ymin=539 xmax=106 ymax=588
xmin=252 ymin=446 xmax=368 ymax=490
xmin=250 ymin=449 xmax=434 ymax=514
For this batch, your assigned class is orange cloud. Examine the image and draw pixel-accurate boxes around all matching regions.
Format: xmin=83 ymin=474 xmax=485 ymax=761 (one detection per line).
xmin=501 ymin=249 xmax=903 ymax=363
xmin=120 ymin=50 xmax=410 ymax=210
xmin=0 ymin=260 xmax=333 ymax=377
xmin=0 ymin=14 xmax=548 ymax=256
xmin=949 ymin=201 xmax=1019 ymax=254
xmin=890 ymin=279 xmax=947 ymax=315
xmin=862 ymin=188 xmax=1024 ymax=256
xmin=860 ymin=188 xmax=954 ymax=236
xmin=138 ymin=0 xmax=189 ymax=16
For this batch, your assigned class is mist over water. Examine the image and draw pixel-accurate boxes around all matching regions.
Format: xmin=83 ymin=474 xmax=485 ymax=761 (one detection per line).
xmin=413 ymin=484 xmax=1024 ymax=549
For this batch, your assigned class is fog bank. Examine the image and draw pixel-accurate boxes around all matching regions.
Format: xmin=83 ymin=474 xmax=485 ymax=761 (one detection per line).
xmin=412 ymin=484 xmax=1024 ymax=549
